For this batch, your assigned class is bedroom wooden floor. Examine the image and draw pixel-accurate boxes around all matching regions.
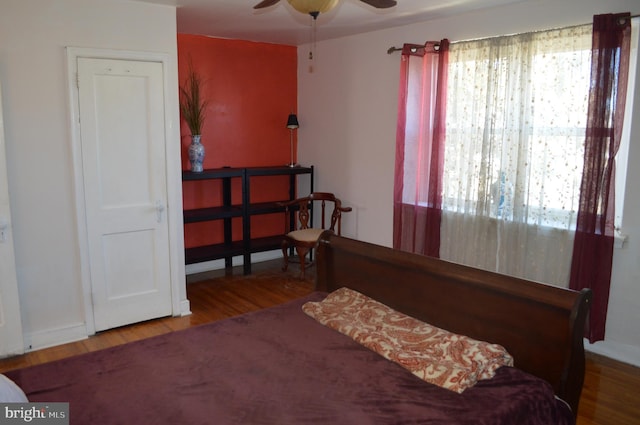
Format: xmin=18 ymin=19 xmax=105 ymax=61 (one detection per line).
xmin=1 ymin=260 xmax=638 ymax=425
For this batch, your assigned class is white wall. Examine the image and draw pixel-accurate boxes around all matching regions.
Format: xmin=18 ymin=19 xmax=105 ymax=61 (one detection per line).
xmin=298 ymin=0 xmax=640 ymax=365
xmin=0 ymin=0 xmax=185 ymax=350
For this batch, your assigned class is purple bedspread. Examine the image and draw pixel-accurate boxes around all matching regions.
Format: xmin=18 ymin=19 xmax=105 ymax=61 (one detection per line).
xmin=6 ymin=293 xmax=574 ymax=424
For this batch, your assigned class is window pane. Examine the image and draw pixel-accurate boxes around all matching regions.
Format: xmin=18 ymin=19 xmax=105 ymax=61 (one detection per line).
xmin=440 ymin=25 xmax=592 ymax=230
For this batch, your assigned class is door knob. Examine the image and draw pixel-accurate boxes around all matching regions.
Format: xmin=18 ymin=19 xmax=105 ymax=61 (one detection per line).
xmin=0 ymin=219 xmax=9 ymax=242
xmin=155 ymin=201 xmax=165 ymax=223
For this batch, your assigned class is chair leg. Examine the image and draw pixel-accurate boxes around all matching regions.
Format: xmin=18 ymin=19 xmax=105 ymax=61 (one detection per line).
xmin=281 ymin=241 xmax=289 ymax=272
xmin=296 ymin=246 xmax=310 ymax=279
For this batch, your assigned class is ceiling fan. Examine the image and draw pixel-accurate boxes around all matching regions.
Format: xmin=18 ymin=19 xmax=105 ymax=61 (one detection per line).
xmin=254 ymin=0 xmax=397 ymax=18
xmin=254 ymin=0 xmax=397 ymax=67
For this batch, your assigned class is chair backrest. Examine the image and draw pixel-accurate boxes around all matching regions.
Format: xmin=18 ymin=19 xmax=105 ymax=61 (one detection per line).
xmin=283 ymin=192 xmax=352 ymax=235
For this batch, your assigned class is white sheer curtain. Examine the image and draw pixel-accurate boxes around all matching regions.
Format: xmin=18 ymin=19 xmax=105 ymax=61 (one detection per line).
xmin=439 ymin=25 xmax=593 ymax=287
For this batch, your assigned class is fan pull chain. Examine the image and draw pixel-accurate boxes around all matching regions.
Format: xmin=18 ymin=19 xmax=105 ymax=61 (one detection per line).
xmin=308 ymin=11 xmax=319 ymax=73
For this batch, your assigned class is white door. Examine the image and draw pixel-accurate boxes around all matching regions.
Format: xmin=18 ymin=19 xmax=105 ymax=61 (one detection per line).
xmin=77 ymin=57 xmax=172 ymax=332
xmin=0 ymin=82 xmax=24 ymax=357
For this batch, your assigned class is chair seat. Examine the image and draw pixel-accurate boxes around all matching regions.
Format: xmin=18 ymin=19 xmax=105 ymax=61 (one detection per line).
xmin=286 ymin=228 xmax=325 ymax=243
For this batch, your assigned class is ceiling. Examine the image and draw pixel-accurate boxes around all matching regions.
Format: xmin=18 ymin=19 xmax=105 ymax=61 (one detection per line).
xmin=130 ymin=0 xmax=528 ymax=46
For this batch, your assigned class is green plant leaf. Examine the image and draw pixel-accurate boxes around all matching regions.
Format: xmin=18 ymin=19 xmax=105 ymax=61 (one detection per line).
xmin=179 ymin=65 xmax=208 ymax=135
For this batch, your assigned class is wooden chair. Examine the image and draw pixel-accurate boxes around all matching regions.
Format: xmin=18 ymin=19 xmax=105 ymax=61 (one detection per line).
xmin=278 ymin=192 xmax=352 ymax=278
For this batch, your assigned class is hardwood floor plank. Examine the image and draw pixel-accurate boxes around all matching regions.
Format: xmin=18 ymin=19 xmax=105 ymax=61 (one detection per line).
xmin=578 ymin=352 xmax=640 ymax=425
xmin=1 ymin=260 xmax=638 ymax=425
xmin=80 ymin=331 xmax=129 ymax=352
xmin=29 ymin=342 xmax=88 ymax=364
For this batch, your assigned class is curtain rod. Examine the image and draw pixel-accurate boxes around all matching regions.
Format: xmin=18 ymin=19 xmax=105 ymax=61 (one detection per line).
xmin=386 ymin=13 xmax=639 ymax=54
xmin=387 ymin=44 xmax=439 ymax=54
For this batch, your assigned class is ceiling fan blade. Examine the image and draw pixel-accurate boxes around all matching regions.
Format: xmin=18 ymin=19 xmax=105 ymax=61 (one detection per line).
xmin=359 ymin=0 xmax=397 ymax=8
xmin=254 ymin=0 xmax=281 ymax=9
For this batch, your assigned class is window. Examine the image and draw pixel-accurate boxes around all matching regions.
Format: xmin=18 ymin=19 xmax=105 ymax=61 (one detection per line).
xmin=395 ymin=17 xmax=635 ymax=340
xmin=441 ymin=25 xmax=593 ymax=230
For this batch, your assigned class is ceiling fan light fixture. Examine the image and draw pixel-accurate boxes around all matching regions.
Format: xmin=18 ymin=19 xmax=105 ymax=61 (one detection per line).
xmin=286 ymin=0 xmax=339 ymax=15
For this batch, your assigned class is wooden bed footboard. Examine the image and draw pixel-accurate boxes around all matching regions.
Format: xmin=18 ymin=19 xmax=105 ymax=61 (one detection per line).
xmin=315 ymin=232 xmax=591 ymax=415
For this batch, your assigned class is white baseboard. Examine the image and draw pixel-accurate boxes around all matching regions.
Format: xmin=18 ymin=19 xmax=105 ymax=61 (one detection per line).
xmin=0 ymin=345 xmax=24 ymax=359
xmin=24 ymin=323 xmax=88 ymax=352
xmin=585 ymin=339 xmax=640 ymax=368
xmin=177 ymin=299 xmax=192 ymax=317
xmin=185 ymin=251 xmax=282 ymax=275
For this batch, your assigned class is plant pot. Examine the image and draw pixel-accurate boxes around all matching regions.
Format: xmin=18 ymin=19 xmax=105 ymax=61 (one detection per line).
xmin=188 ymin=135 xmax=205 ymax=172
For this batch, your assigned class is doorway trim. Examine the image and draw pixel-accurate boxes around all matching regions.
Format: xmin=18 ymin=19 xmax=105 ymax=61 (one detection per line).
xmin=0 ymin=81 xmax=25 ymax=357
xmin=66 ymin=47 xmax=190 ymax=335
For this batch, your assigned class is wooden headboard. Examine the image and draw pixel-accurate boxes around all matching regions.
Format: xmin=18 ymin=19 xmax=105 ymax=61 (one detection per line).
xmin=315 ymin=232 xmax=591 ymax=416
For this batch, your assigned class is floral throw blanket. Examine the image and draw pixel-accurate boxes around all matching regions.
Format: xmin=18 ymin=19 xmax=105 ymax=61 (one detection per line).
xmin=303 ymin=287 xmax=514 ymax=393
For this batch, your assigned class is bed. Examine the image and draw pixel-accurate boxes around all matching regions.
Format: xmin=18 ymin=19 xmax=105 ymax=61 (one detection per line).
xmin=2 ymin=232 xmax=591 ymax=424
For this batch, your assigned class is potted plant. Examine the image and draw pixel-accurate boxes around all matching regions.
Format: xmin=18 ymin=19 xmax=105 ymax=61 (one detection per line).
xmin=180 ymin=65 xmax=208 ymax=172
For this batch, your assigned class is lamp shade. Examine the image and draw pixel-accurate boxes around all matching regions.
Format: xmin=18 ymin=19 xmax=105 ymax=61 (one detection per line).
xmin=287 ymin=0 xmax=339 ymax=14
xmin=286 ymin=114 xmax=299 ymax=129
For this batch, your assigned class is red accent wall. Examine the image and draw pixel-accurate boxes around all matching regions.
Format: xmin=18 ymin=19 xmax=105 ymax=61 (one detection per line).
xmin=178 ymin=34 xmax=298 ymax=249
